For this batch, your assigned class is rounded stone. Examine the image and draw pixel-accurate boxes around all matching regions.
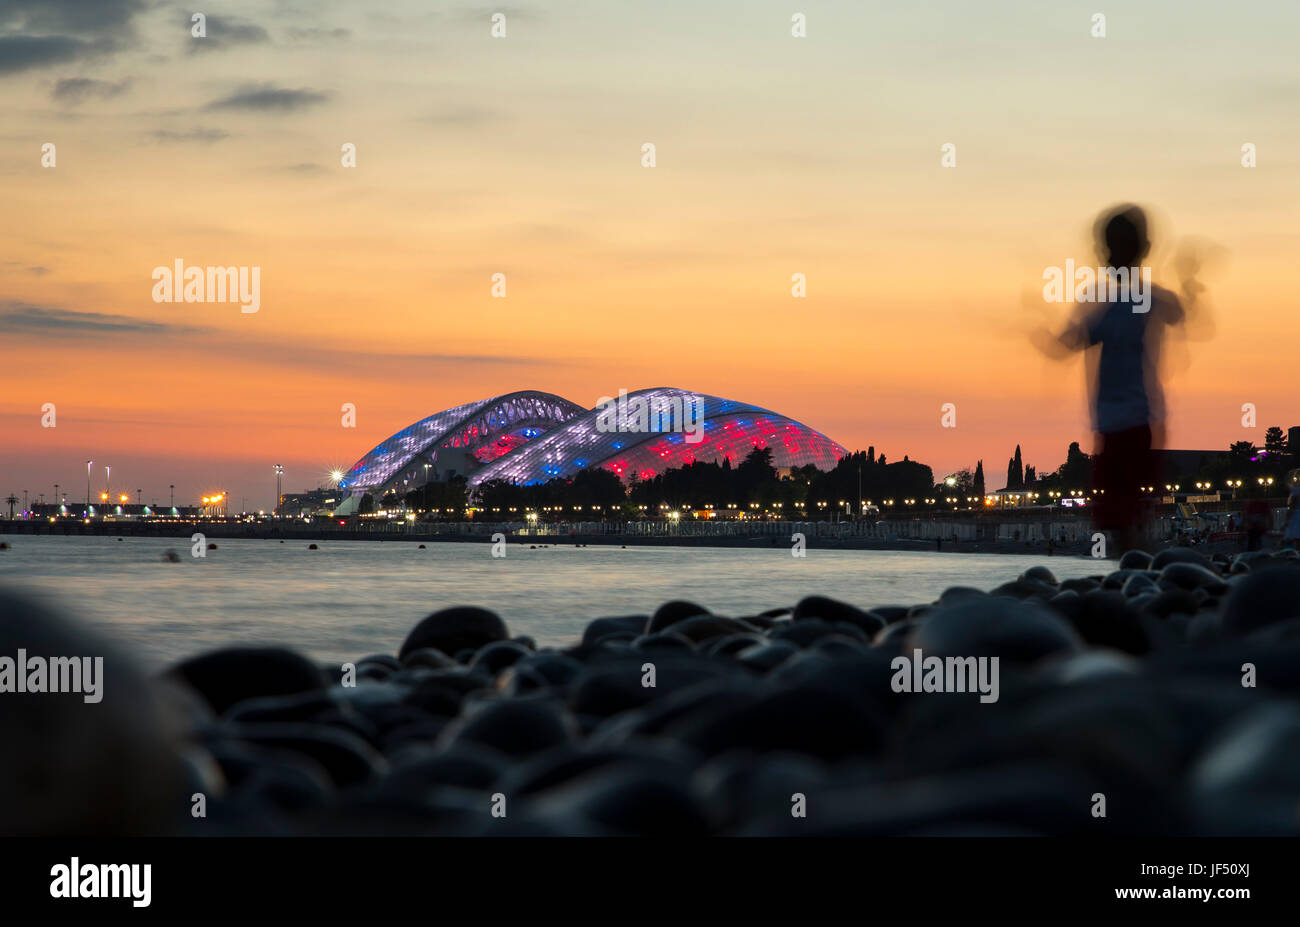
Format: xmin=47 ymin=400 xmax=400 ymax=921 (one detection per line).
xmin=1159 ymin=562 xmax=1228 ymax=594
xmin=436 ymin=698 xmax=576 ymax=759
xmin=0 ymin=590 xmax=187 ymax=836
xmin=1118 ymin=550 xmax=1154 ymax=570
xmin=1221 ymin=564 xmax=1300 ymax=635
xmin=169 ymin=647 xmax=328 ymax=715
xmin=1190 ymin=705 xmax=1300 ymax=835
xmin=866 ymin=605 xmax=912 ymax=625
xmin=1022 ymin=566 xmax=1057 ymax=585
xmin=735 ymin=639 xmax=799 ymax=673
xmin=568 ymin=658 xmax=729 ymax=718
xmin=666 ymin=683 xmax=885 ymax=761
xmin=1145 ymin=588 xmax=1204 ymax=620
xmin=582 ymin=615 xmax=649 ymax=647
xmin=938 ymin=586 xmax=987 ymax=607
xmin=907 ymin=598 xmax=1083 ymax=665
xmin=469 ymin=640 xmax=531 ymax=675
xmin=399 ymin=606 xmax=508 ymax=660
xmin=400 ymin=647 xmax=457 ymax=670
xmin=1150 ymin=547 xmax=1212 ymax=570
xmin=1067 ymin=590 xmax=1150 ymax=655
xmin=232 ymin=722 xmax=388 ymax=787
xmin=792 ymin=596 xmax=885 ymax=636
xmin=668 ymin=614 xmax=757 ymax=644
xmin=644 ymin=600 xmax=711 ymax=634
xmin=631 ymin=631 xmax=696 ymax=653
xmin=528 ymin=764 xmax=708 ymax=836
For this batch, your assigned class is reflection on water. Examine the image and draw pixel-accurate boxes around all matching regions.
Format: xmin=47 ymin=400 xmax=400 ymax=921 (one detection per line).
xmin=0 ymin=536 xmax=1102 ymax=665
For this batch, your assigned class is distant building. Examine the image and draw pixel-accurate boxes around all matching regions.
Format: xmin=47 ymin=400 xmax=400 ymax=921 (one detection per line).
xmin=1157 ymin=449 xmax=1229 ymax=480
xmin=25 ymin=503 xmax=198 ymax=519
xmin=276 ymin=488 xmax=344 ymax=518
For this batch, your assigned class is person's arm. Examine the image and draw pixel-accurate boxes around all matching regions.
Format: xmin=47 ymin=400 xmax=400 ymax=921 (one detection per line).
xmin=1029 ymin=304 xmax=1100 ymax=357
xmin=1152 ymin=286 xmax=1185 ymax=326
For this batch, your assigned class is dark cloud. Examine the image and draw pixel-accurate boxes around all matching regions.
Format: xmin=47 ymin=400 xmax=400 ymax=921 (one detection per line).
xmin=187 ymin=14 xmax=270 ymax=54
xmin=148 ymin=127 xmax=230 ymax=144
xmin=0 ymin=302 xmax=210 ymax=335
xmin=0 ymin=0 xmax=144 ymax=36
xmin=205 ymin=84 xmax=332 ymax=112
xmin=51 ymin=75 xmax=130 ymax=104
xmin=282 ymin=162 xmax=325 ymax=173
xmin=1 ymin=262 xmax=50 ymax=276
xmin=0 ymin=301 xmax=573 ymax=380
xmin=236 ymin=342 xmax=566 ymax=376
xmin=0 ymin=0 xmax=142 ymax=74
xmin=0 ymin=35 xmax=95 ymax=74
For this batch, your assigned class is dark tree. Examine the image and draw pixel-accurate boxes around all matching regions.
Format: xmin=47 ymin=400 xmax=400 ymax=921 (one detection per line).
xmin=1228 ymin=440 xmax=1256 ymax=467
xmin=1059 ymin=442 xmax=1091 ymax=489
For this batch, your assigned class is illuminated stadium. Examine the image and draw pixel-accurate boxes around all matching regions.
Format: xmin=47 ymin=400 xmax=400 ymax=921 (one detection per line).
xmin=337 ymin=387 xmax=847 ymax=506
xmin=336 ymin=390 xmax=585 ymax=500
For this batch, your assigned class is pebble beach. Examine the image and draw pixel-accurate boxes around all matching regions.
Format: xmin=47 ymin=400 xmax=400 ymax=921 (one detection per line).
xmin=4 ymin=545 xmax=1300 ymax=836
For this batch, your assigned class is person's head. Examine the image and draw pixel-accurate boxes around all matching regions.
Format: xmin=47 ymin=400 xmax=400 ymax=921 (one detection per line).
xmin=1094 ymin=203 xmax=1150 ymax=268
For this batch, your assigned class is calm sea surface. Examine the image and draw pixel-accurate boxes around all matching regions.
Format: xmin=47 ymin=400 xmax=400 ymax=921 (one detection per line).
xmin=0 ymin=536 xmax=1102 ymax=666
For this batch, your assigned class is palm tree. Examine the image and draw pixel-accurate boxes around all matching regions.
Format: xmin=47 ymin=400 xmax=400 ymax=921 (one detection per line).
xmin=4 ymin=495 xmax=17 ymax=519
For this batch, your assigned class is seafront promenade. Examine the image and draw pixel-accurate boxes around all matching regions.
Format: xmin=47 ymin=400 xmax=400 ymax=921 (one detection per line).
xmin=1 ymin=503 xmax=1286 ymax=553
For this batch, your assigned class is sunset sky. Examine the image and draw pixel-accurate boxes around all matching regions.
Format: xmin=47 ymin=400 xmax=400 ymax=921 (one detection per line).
xmin=2 ymin=0 xmax=1298 ymax=509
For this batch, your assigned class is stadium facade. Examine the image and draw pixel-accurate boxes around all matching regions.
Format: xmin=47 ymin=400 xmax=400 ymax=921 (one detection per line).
xmin=336 ymin=387 xmax=847 ymax=509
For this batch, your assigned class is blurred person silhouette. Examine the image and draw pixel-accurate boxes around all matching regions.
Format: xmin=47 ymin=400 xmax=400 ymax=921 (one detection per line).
xmin=1030 ymin=204 xmax=1187 ymax=554
xmin=1244 ymin=494 xmax=1271 ymax=551
xmin=1284 ymin=470 xmax=1300 ymax=550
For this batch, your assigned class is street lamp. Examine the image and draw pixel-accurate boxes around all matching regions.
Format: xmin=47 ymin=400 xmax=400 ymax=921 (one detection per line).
xmin=273 ymin=465 xmax=284 ymax=516
xmin=86 ymin=460 xmax=93 ymax=516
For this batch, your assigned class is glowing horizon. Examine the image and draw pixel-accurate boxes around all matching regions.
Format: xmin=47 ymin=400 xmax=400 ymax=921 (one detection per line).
xmin=3 ymin=1 xmax=1297 ymax=509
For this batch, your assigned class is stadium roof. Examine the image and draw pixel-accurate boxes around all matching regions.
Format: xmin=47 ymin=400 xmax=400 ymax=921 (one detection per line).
xmin=469 ymin=387 xmax=847 ymax=486
xmin=339 ymin=387 xmax=847 ymax=499
xmin=337 ymin=390 xmax=585 ymax=496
